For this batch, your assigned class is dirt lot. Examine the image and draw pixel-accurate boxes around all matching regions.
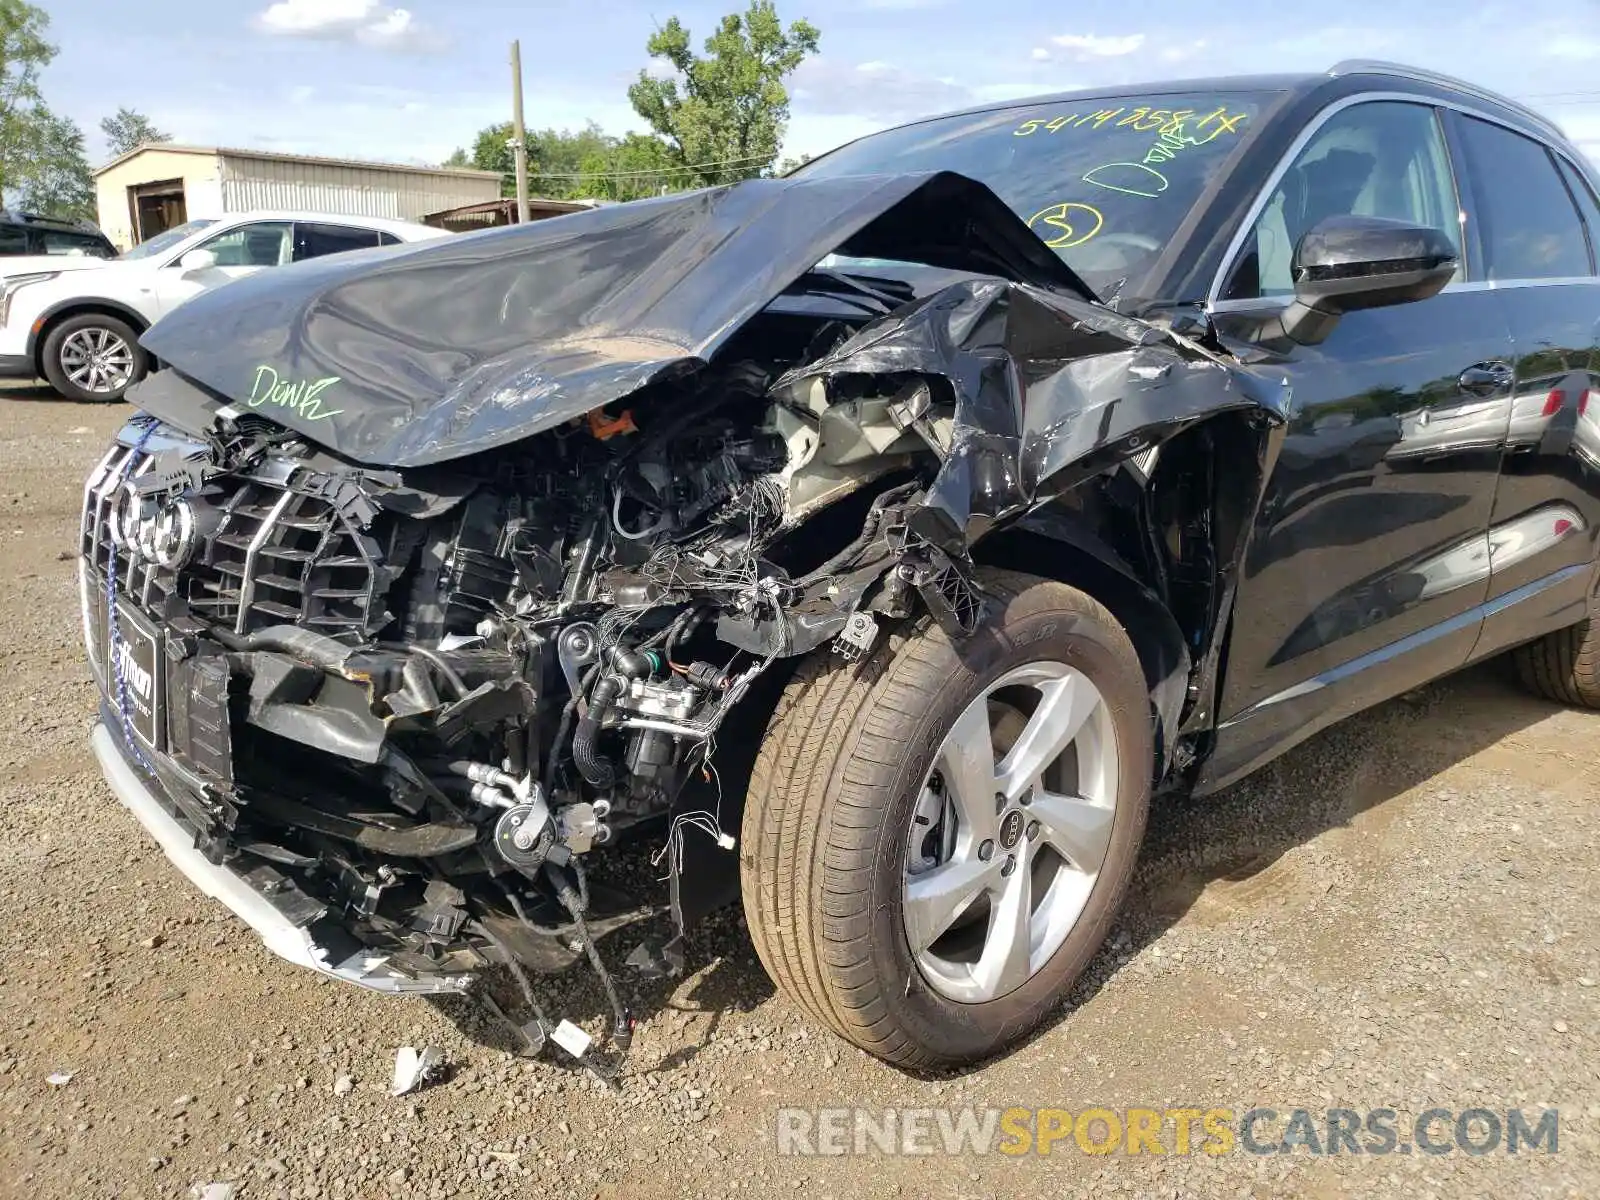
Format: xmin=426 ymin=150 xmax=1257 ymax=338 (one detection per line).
xmin=0 ymin=387 xmax=1596 ymax=1199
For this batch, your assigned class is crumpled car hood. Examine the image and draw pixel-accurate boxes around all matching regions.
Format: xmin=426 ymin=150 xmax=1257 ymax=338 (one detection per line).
xmin=135 ymin=171 xmax=1093 ymax=467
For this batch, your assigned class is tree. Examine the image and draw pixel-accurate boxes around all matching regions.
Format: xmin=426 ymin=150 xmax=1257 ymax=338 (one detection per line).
xmin=0 ymin=1 xmax=91 ymax=218
xmin=0 ymin=0 xmax=55 ymax=198
xmin=627 ymin=1 xmax=819 ymax=188
xmin=10 ymin=106 xmax=92 ymax=218
xmin=466 ymin=120 xmax=524 ymax=183
xmin=441 ymin=147 xmax=470 ymax=168
xmin=600 ymin=133 xmax=674 ymax=201
xmin=100 ymin=106 xmax=169 ymax=157
xmin=448 ymin=121 xmax=677 ymax=203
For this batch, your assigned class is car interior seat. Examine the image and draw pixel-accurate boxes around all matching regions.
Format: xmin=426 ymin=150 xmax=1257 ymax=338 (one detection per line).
xmin=244 ymin=229 xmax=289 ymax=267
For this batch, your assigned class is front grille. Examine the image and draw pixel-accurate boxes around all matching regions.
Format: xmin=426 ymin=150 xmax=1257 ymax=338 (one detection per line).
xmin=82 ymin=428 xmax=391 ymax=644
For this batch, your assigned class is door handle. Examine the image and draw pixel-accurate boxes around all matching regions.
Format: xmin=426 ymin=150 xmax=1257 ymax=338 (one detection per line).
xmin=1459 ymin=362 xmax=1514 ymax=397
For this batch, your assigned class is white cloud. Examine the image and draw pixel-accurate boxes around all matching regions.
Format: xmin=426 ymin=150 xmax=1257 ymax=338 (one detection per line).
xmin=1049 ymin=33 xmax=1146 ymax=59
xmin=1031 ymin=47 xmax=1051 ymax=62
xmin=1160 ymin=38 xmax=1208 ymax=64
xmin=253 ymin=0 xmax=443 ymax=52
xmin=1547 ymin=36 xmax=1600 ymax=60
xmin=791 ymin=57 xmax=974 ymax=123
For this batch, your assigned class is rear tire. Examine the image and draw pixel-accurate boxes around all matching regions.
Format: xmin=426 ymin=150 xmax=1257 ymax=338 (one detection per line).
xmin=41 ymin=313 xmax=147 ymax=403
xmin=740 ymin=569 xmax=1152 ymax=1068
xmin=1510 ymin=614 xmax=1600 ymax=708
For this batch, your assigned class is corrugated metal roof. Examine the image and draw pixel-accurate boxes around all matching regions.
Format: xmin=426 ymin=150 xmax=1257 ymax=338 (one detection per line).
xmin=93 ymin=142 xmax=500 ymax=181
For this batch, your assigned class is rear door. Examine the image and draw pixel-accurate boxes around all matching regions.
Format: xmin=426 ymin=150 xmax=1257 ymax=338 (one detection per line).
xmin=293 ymin=222 xmax=383 ymax=262
xmin=1203 ymin=97 xmax=1515 ymax=787
xmin=1447 ymin=113 xmax=1600 ymax=660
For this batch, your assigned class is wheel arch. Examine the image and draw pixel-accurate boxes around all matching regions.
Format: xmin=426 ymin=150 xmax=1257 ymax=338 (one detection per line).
xmin=970 ymin=408 xmax=1280 ymax=786
xmin=972 ymin=520 xmax=1190 ymax=783
xmin=30 ymin=299 xmax=152 ymax=377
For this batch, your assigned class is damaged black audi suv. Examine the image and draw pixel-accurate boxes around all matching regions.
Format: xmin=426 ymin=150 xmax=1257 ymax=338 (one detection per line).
xmin=82 ymin=60 xmax=1600 ymax=1069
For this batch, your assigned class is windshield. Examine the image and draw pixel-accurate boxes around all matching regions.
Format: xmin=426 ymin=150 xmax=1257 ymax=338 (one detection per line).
xmin=118 ymin=220 xmax=218 ymax=262
xmin=797 ymin=91 xmax=1274 ymax=294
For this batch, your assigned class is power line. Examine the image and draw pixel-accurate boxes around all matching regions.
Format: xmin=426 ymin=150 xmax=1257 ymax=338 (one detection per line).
xmin=1518 ymin=91 xmax=1600 ymax=102
xmin=521 ymin=152 xmax=777 ymax=182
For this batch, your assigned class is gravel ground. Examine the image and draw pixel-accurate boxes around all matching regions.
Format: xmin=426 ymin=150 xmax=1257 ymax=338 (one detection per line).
xmin=0 ymin=387 xmax=1596 ymax=1199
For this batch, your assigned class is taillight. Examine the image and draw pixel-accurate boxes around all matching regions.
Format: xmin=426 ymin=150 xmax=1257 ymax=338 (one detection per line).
xmin=1542 ymin=389 xmax=1565 ymax=417
xmin=1581 ymin=389 xmax=1591 ymax=416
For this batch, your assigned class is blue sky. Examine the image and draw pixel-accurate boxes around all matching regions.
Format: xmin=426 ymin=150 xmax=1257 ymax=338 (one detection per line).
xmin=35 ymin=0 xmax=1600 ymax=169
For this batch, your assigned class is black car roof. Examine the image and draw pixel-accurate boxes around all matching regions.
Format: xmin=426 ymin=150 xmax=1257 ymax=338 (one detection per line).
xmin=859 ymin=61 xmax=1565 ymax=150
xmin=0 ymin=210 xmax=110 ymax=235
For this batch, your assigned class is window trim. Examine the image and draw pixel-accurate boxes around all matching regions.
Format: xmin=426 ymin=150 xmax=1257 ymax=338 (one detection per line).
xmin=190 ymin=219 xmax=295 ymax=269
xmin=1206 ymin=89 xmax=1592 ymax=309
xmin=1447 ymin=109 xmax=1594 ymax=284
xmin=1551 ymin=154 xmax=1600 ymax=274
xmin=291 ymin=220 xmax=384 ymax=262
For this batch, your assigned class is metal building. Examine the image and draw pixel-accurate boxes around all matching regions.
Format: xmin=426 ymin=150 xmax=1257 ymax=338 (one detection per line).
xmin=93 ymin=144 xmax=502 ymax=250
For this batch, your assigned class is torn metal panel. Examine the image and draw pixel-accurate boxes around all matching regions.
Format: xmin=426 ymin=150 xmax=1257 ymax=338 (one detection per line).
xmin=87 ymin=164 xmax=1291 ymax=1046
xmin=134 ymin=173 xmax=1093 ymax=468
xmin=777 ymin=278 xmax=1292 ymax=552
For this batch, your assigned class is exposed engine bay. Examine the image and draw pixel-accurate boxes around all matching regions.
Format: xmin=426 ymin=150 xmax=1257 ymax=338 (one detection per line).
xmin=86 ymin=173 xmax=1290 ymax=1074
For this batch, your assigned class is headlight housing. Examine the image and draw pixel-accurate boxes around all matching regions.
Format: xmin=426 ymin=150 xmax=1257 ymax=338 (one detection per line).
xmin=0 ymin=272 xmax=61 ymax=326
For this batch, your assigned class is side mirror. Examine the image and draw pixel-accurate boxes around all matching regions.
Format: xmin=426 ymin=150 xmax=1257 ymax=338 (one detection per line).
xmin=178 ymin=248 xmax=217 ymax=274
xmin=1279 ymin=215 xmax=1458 ymax=346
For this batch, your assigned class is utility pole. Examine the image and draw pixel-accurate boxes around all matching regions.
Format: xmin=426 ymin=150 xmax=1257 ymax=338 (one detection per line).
xmin=510 ymin=39 xmax=531 ymax=224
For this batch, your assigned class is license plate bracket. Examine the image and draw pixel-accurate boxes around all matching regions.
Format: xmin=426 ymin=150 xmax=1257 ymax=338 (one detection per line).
xmin=107 ymin=600 xmax=164 ymax=751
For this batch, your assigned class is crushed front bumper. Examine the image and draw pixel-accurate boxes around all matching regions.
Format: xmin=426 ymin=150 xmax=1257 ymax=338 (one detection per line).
xmin=92 ymin=720 xmax=473 ymax=996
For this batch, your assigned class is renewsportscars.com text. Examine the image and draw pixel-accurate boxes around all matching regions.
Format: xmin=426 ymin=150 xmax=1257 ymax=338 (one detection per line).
xmin=776 ymin=1106 xmax=1560 ymax=1157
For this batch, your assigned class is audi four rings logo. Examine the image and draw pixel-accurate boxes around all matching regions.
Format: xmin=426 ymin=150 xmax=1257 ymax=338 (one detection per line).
xmin=110 ymin=483 xmax=197 ymax=568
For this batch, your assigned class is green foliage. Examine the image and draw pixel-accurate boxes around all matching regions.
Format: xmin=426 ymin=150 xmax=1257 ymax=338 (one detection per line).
xmin=0 ymin=0 xmax=53 ymax=198
xmin=0 ymin=0 xmax=91 ymax=219
xmin=466 ymin=120 xmax=520 ymax=180
xmin=449 ymin=121 xmax=677 ymax=203
xmin=100 ymin=106 xmax=170 ymax=157
xmin=11 ymin=105 xmax=92 ymax=218
xmin=444 ymin=3 xmax=821 ymax=203
xmin=628 ymin=1 xmax=820 ymax=187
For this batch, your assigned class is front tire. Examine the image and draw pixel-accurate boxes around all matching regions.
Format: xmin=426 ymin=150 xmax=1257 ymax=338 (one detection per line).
xmin=41 ymin=313 xmax=147 ymax=403
xmin=740 ymin=570 xmax=1152 ymax=1068
xmin=1510 ymin=613 xmax=1600 ymax=709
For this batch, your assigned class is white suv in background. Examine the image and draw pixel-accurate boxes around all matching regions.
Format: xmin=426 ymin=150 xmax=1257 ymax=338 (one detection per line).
xmin=0 ymin=212 xmax=449 ymax=403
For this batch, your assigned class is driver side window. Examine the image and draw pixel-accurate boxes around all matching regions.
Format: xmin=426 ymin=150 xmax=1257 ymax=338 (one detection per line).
xmin=1223 ymin=101 xmax=1461 ymax=299
xmin=192 ymin=221 xmax=293 ymax=268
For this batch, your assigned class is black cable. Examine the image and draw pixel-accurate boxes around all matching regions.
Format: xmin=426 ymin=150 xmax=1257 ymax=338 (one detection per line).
xmin=793 ymin=481 xmax=920 ymax=588
xmin=542 ymin=663 xmax=599 ymax=798
xmin=664 ymin=606 xmax=705 ymax=667
xmin=544 ymin=862 xmax=633 ymax=1058
xmin=570 ymin=855 xmax=592 ymax=914
xmin=572 ymin=674 xmax=623 ymax=788
xmin=468 ymin=916 xmax=553 ymax=1052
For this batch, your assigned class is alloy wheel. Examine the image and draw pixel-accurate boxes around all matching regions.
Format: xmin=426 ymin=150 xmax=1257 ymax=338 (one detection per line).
xmin=903 ymin=660 xmax=1119 ymax=1003
xmin=60 ymin=327 xmax=136 ymax=396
